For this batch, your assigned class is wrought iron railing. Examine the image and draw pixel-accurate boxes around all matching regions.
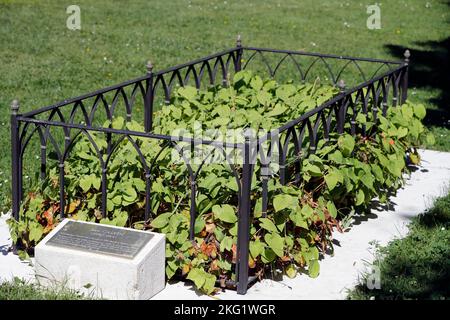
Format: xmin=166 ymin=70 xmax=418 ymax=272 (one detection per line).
xmin=10 ymin=37 xmax=409 ymax=294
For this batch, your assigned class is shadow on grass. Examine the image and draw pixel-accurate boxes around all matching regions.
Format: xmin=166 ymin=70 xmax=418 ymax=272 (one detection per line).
xmin=385 ymin=37 xmax=449 ymax=127
xmin=347 ymin=192 xmax=450 ymax=300
xmin=384 ymin=0 xmax=449 ymax=128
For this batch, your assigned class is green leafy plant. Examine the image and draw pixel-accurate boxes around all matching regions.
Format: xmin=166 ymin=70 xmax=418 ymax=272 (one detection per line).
xmin=8 ymin=70 xmax=433 ymax=294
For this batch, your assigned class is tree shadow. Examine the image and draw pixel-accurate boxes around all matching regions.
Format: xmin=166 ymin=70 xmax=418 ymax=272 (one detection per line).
xmin=384 ymin=0 xmax=449 ymax=128
xmin=385 ymin=37 xmax=449 ymax=127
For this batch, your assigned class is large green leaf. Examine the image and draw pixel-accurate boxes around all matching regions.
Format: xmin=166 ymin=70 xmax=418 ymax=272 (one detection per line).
xmin=328 ymin=150 xmax=343 ymax=163
xmin=194 ymin=217 xmax=205 ymax=234
xmin=186 ymin=268 xmax=206 ymax=288
xmin=338 ymin=134 xmax=355 ymax=156
xmin=273 ymin=194 xmax=298 ymax=212
xmin=250 ymin=75 xmax=263 ymax=91
xmin=289 ymin=210 xmax=308 ymax=229
xmin=29 ymin=223 xmax=44 ymax=243
xmin=264 ymin=233 xmax=284 ymax=257
xmin=265 ymin=104 xmax=287 ymax=117
xmin=324 ymin=169 xmax=343 ymax=191
xmin=304 ymin=164 xmax=322 ymax=177
xmin=257 ymin=90 xmax=272 ymax=106
xmin=259 ymin=218 xmax=278 ymax=233
xmin=249 ymin=240 xmax=265 ymax=258
xmin=79 ymin=177 xmax=91 ymax=193
xmin=412 ymin=103 xmax=426 ymax=120
xmin=360 ymin=174 xmax=374 ymax=190
xmin=212 ymin=204 xmax=237 ymax=224
xmin=220 ymin=236 xmax=233 ymax=252
xmin=178 ymin=86 xmax=198 ymax=102
xmin=326 ymin=201 xmax=338 ymax=218
xmin=355 ymin=189 xmax=365 ymax=206
xmin=261 ymin=248 xmax=276 ymax=263
xmin=150 ymin=212 xmax=172 ymax=229
xmin=301 ymin=204 xmax=314 ymax=219
xmin=308 ymin=260 xmax=320 ymax=278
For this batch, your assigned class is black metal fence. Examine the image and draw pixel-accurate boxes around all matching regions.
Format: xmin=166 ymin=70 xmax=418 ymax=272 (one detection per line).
xmin=10 ymin=37 xmax=409 ymax=294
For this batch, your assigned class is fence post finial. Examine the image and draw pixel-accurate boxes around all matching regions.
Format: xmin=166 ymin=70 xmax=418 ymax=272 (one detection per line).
xmin=146 ymin=60 xmax=153 ymax=74
xmin=11 ymin=99 xmax=19 ymax=115
xmin=401 ymin=50 xmax=410 ymax=104
xmin=403 ymin=49 xmax=410 ymax=65
xmin=236 ymin=34 xmax=242 ymax=48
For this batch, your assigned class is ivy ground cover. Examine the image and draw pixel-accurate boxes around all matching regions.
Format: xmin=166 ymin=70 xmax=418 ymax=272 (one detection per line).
xmin=8 ymin=71 xmax=433 ymax=295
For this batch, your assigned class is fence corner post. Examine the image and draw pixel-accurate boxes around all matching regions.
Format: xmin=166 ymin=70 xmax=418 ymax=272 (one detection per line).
xmin=337 ymin=79 xmax=346 ymax=134
xmin=144 ymin=60 xmax=154 ymax=132
xmin=11 ymin=99 xmax=21 ymax=221
xmin=401 ymin=49 xmax=410 ymax=104
xmin=236 ymin=130 xmax=253 ymax=295
xmin=235 ymin=34 xmax=243 ymax=72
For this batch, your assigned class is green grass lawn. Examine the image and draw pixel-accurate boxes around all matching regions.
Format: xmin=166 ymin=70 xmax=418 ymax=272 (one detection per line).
xmin=348 ymin=188 xmax=450 ymax=300
xmin=0 ymin=0 xmax=448 ymax=211
xmin=0 ymin=277 xmax=88 ymax=300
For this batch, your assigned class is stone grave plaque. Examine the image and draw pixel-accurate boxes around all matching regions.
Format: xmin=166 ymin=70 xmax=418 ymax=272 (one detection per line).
xmin=46 ymin=220 xmax=154 ymax=259
xmin=35 ymin=219 xmax=166 ymax=299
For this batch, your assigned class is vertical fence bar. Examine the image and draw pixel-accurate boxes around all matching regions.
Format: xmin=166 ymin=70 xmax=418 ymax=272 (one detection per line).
xmin=259 ymin=133 xmax=270 ymax=217
xmin=144 ymin=172 xmax=152 ymax=221
xmin=371 ymin=84 xmax=379 ymax=123
xmin=189 ymin=177 xmax=197 ymax=241
xmin=337 ymin=80 xmax=346 ymax=134
xmin=11 ymin=100 xmax=21 ymax=221
xmin=106 ymin=132 xmax=112 ymax=155
xmin=401 ymin=50 xmax=410 ymax=104
xmin=261 ymin=151 xmax=269 ymax=218
xmin=350 ymin=99 xmax=357 ymax=136
xmin=40 ymin=143 xmax=47 ymax=180
xmin=361 ymin=96 xmax=369 ymax=137
xmin=278 ymin=142 xmax=287 ymax=185
xmin=261 ymin=175 xmax=269 ymax=217
xmin=235 ymin=35 xmax=243 ymax=72
xmin=381 ymin=77 xmax=389 ymax=116
xmin=58 ymin=162 xmax=65 ymax=218
xmin=101 ymin=167 xmax=107 ymax=218
xmin=392 ymin=71 xmax=399 ymax=107
xmin=144 ymin=61 xmax=154 ymax=132
xmin=236 ymin=133 xmax=253 ymax=295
